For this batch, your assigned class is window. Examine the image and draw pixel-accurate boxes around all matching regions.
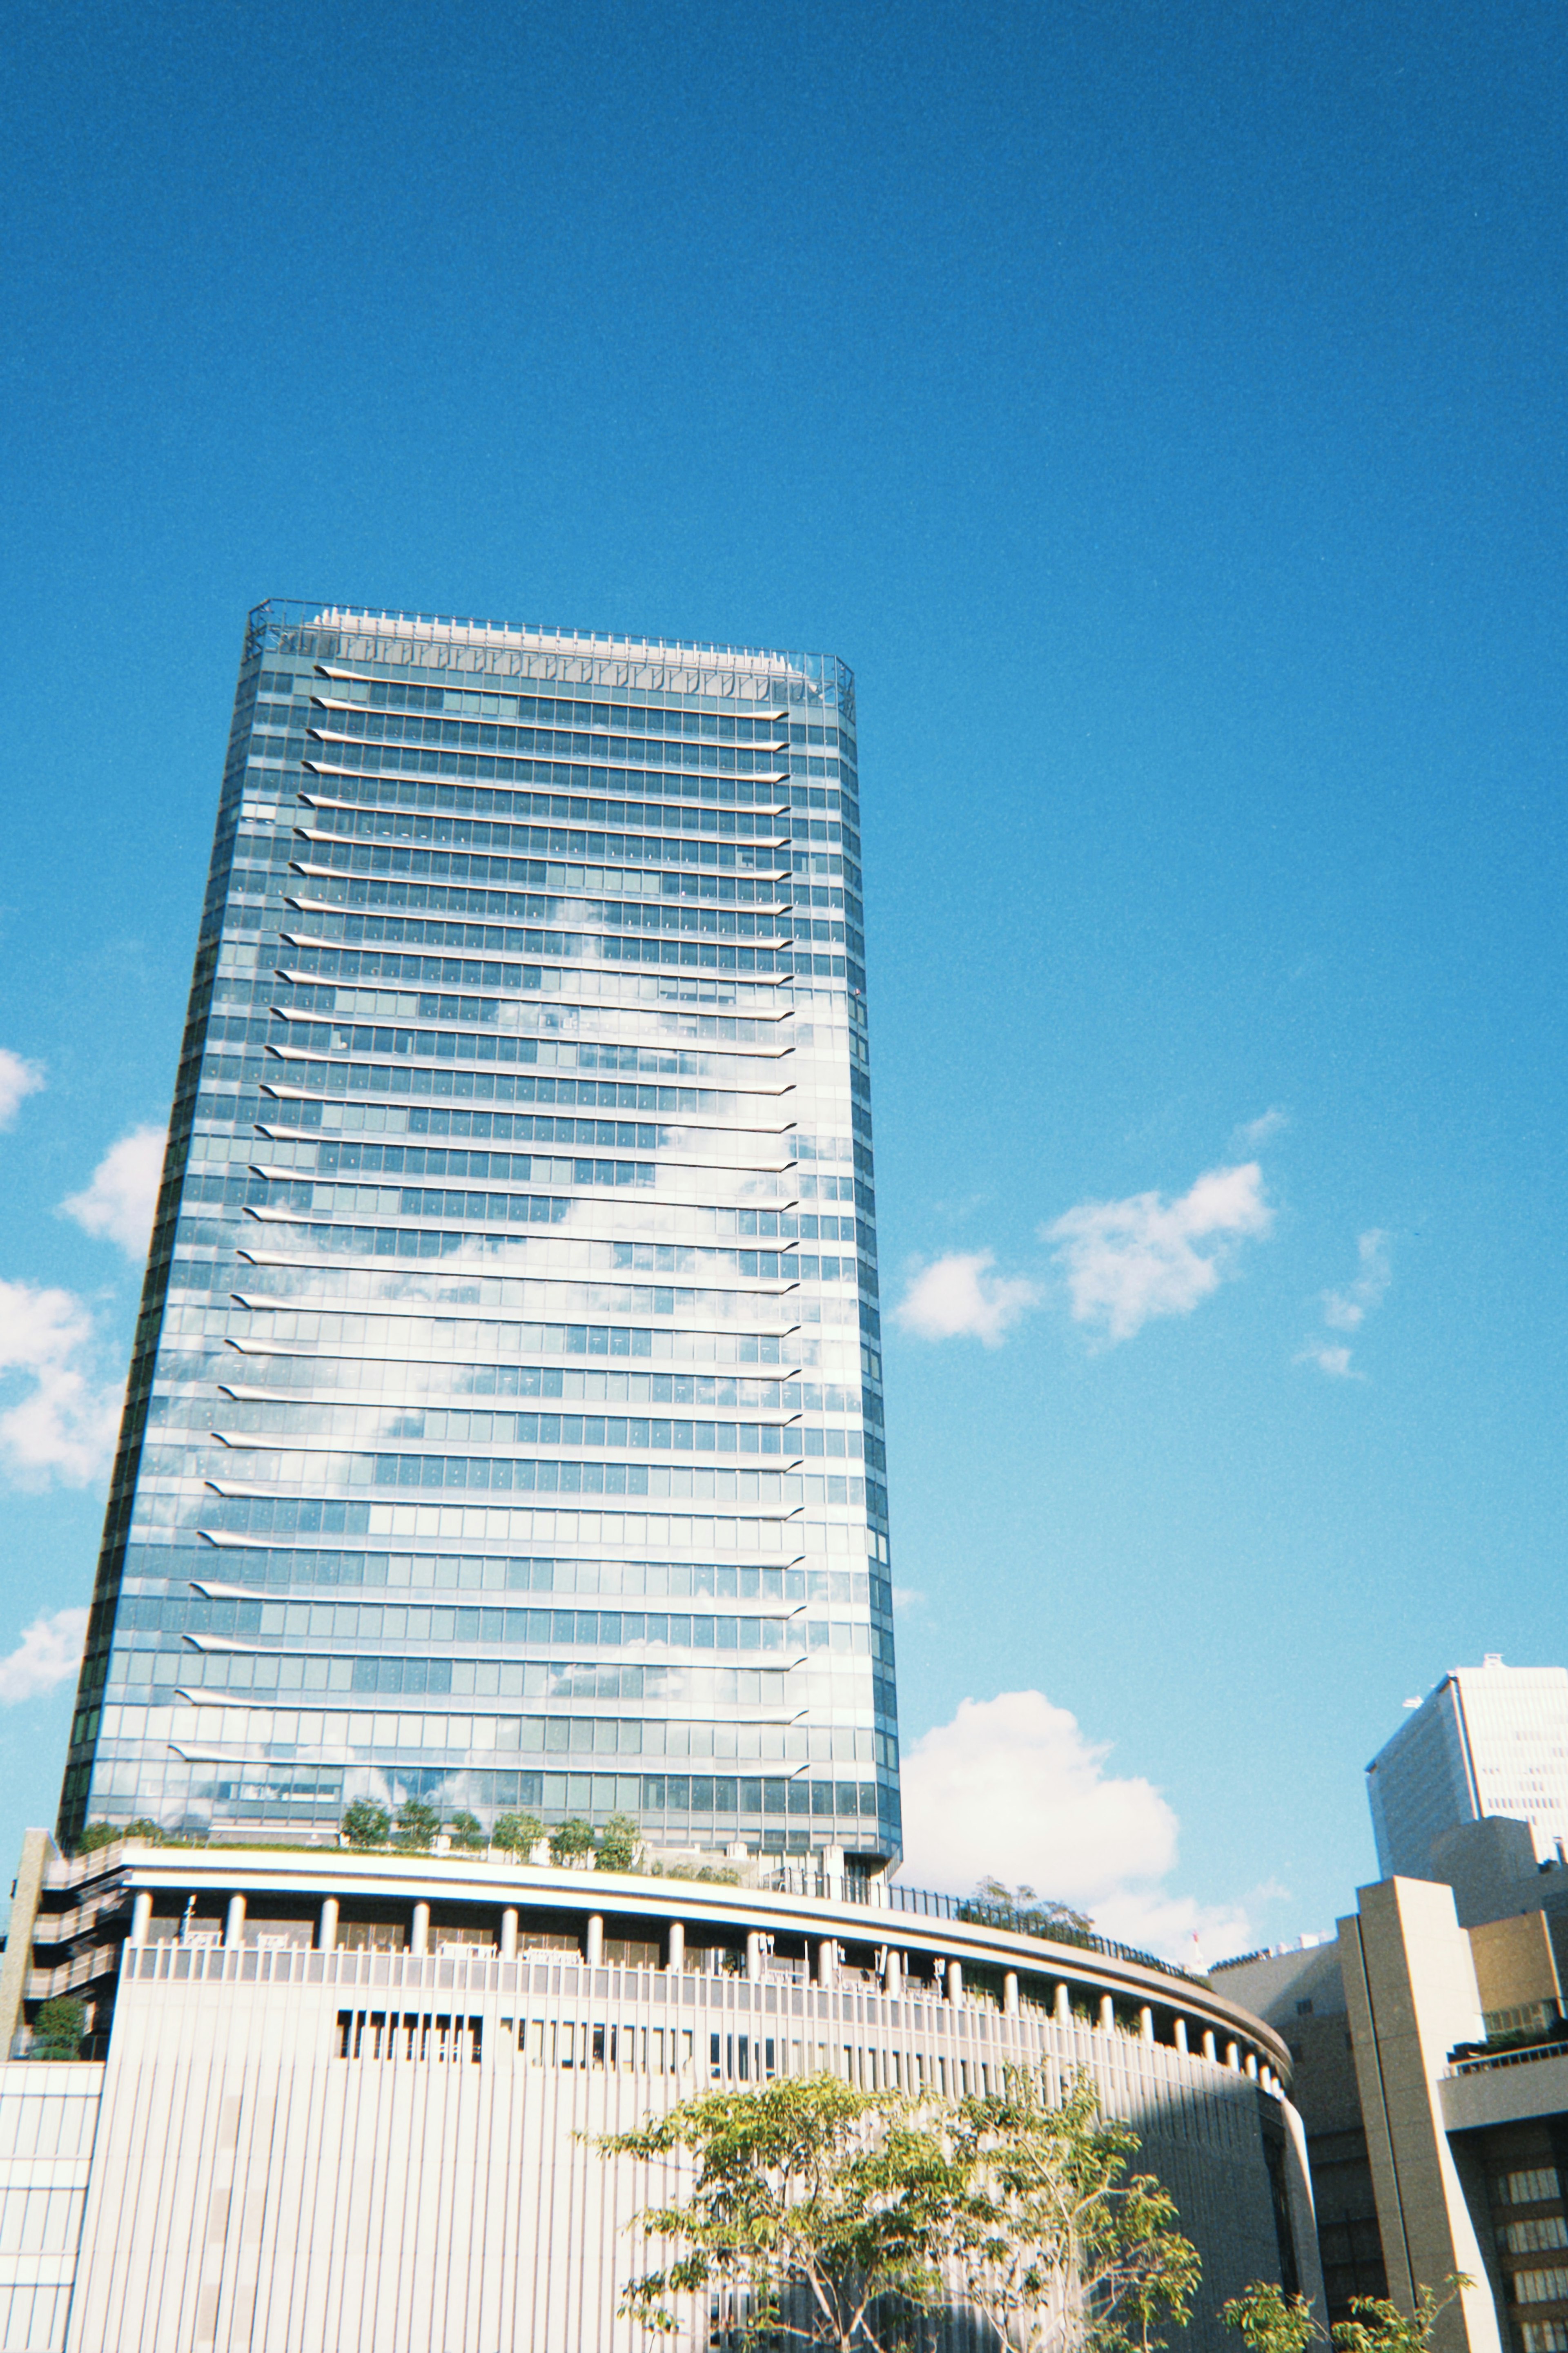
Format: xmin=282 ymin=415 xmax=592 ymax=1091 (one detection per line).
xmin=1513 ymin=2269 xmax=1568 ymax=2304
xmin=335 ymin=2010 xmax=481 ymax=2063
xmin=1503 ymin=2172 xmax=1564 ymax=2208
xmin=1505 ymin=2222 xmax=1568 ymax=2255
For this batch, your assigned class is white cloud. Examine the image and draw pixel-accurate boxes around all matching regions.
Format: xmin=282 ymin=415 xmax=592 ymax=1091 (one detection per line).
xmin=1296 ymin=1340 xmax=1359 ymax=1380
xmin=1298 ymin=1229 xmax=1392 ymax=1377
xmin=899 ymin=1690 xmax=1256 ymax=1962
xmin=0 ymin=1279 xmax=125 ymax=1488
xmin=60 ymin=1125 xmax=165 ymax=1259
xmin=894 ymin=1251 xmax=1040 ymax=1347
xmin=0 ymin=1050 xmax=45 ymax=1130
xmin=1093 ymin=1886 xmax=1259 ymax=1972
xmin=0 ymin=1608 xmax=89 ymax=1704
xmin=1323 ymin=1229 xmax=1391 ymax=1331
xmin=891 ymin=1586 xmax=925 ymax=1615
xmin=1233 ymin=1107 xmax=1289 ymax=1150
xmin=1045 ymin=1162 xmax=1274 ymax=1343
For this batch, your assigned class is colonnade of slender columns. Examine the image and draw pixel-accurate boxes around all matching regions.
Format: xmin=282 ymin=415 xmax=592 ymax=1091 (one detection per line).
xmin=116 ymin=1882 xmax=1279 ymax=2088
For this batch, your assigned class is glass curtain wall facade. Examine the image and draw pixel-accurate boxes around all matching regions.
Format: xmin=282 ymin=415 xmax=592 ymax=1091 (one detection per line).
xmin=59 ymin=602 xmax=899 ymax=1862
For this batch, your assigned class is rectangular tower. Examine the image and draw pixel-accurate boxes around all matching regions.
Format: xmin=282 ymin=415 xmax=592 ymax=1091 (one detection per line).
xmin=1367 ymin=1656 xmax=1568 ymax=1876
xmin=60 ymin=602 xmax=899 ymax=1865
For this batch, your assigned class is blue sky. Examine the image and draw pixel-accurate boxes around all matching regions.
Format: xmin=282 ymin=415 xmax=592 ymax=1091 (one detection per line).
xmin=1 ymin=0 xmax=1564 ymax=1954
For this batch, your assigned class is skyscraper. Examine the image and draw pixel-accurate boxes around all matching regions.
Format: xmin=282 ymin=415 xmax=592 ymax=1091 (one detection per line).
xmin=59 ymin=602 xmax=899 ymax=1865
xmin=1366 ymin=1655 xmax=1568 ymax=1876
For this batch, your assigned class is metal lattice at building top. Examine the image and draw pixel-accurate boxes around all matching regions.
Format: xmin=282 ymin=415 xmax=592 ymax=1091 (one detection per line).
xmin=59 ymin=600 xmax=897 ymax=1858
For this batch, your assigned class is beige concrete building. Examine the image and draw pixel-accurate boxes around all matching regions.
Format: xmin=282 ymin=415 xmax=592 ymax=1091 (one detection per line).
xmin=1215 ymin=1855 xmax=1568 ymax=2353
xmin=0 ymin=1834 xmax=1318 ymax=2353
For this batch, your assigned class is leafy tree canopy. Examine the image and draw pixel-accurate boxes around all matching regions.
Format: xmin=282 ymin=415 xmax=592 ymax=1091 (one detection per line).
xmin=602 ymin=2067 xmax=1200 ymax=2353
xmin=972 ymin=1878 xmax=1095 ymax=1939
xmin=1222 ymin=2282 xmax=1323 ymax=2353
xmin=596 ymin=1812 xmax=641 ymax=1871
xmin=1222 ymin=2272 xmax=1472 ymax=2353
xmin=394 ymin=1798 xmax=441 ymax=1850
xmin=493 ymin=1811 xmax=543 ymax=1857
xmin=32 ymin=1998 xmax=85 ymax=2061
xmin=549 ymin=1817 xmax=595 ymax=1863
xmin=1332 ymin=2279 xmax=1471 ymax=2353
xmin=601 ymin=2074 xmax=963 ymax=2351
xmin=341 ymin=1798 xmax=390 ymax=1849
xmin=949 ymin=2069 xmax=1199 ymax=2353
xmin=447 ymin=1809 xmax=488 ymax=1850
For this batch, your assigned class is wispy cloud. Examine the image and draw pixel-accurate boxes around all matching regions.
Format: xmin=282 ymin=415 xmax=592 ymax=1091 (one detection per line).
xmin=930 ymin=1189 xmax=992 ymax=1225
xmin=0 ymin=1279 xmax=125 ymax=1488
xmin=893 ymin=1251 xmax=1040 ymax=1346
xmin=899 ymin=1690 xmax=1257 ymax=1962
xmin=0 ymin=1608 xmax=89 ymax=1703
xmin=1323 ymin=1229 xmax=1391 ymax=1330
xmin=1045 ymin=1162 xmax=1274 ymax=1344
xmin=0 ymin=1050 xmax=46 ymax=1130
xmin=1298 ymin=1229 xmax=1392 ymax=1377
xmin=891 ymin=1586 xmax=925 ymax=1616
xmin=60 ymin=1125 xmax=165 ymax=1259
xmin=1233 ymin=1106 xmax=1289 ymax=1150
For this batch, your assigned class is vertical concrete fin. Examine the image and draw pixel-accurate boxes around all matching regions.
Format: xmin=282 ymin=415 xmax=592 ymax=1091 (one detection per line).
xmin=0 ymin=1830 xmax=59 ymax=2056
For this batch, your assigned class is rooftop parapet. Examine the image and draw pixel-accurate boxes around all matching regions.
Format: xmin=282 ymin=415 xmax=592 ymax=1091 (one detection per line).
xmin=245 ymin=598 xmax=855 ymax=714
xmin=19 ymin=1838 xmax=1289 ymax=2080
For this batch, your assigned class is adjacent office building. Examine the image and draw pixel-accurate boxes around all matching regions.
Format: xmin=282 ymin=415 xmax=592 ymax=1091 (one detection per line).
xmin=1369 ymin=1660 xmax=1568 ymax=1881
xmin=58 ymin=602 xmax=898 ymax=1865
xmin=1216 ymin=1662 xmax=1568 ymax=2353
xmin=1217 ymin=1866 xmax=1568 ymax=2353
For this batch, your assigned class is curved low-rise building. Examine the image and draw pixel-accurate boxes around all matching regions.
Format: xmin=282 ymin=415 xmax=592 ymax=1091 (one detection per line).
xmin=0 ymin=1836 xmax=1320 ymax=2353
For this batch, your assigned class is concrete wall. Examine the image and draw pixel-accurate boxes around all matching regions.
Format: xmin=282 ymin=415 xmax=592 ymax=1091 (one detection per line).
xmin=0 ymin=1941 xmax=1314 ymax=2353
xmin=0 ymin=2065 xmax=101 ymax=2353
xmin=1340 ymin=1880 xmax=1498 ymax=2353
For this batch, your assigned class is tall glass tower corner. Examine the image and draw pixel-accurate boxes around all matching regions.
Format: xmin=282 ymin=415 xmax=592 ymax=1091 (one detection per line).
xmin=59 ymin=601 xmax=900 ymax=1865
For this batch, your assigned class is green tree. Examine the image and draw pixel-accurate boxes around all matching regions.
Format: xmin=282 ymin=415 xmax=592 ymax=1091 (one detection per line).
xmin=1221 ymin=2275 xmax=1472 ymax=2353
xmin=32 ymin=1998 xmax=85 ymax=2061
xmin=74 ymin=1822 xmax=120 ymax=1854
xmin=949 ymin=2068 xmax=1200 ymax=2353
xmin=122 ymin=1818 xmax=163 ymax=1844
xmin=341 ymin=1798 xmax=390 ymax=1848
xmin=596 ymin=1811 xmax=641 ymax=1871
xmin=394 ymin=1798 xmax=441 ymax=1850
xmin=493 ymin=1811 xmax=543 ymax=1858
xmin=448 ymin=1809 xmax=488 ymax=1850
xmin=1332 ymin=2279 xmax=1471 ymax=2353
xmin=1222 ymin=2281 xmax=1325 ymax=2353
xmin=600 ymin=2075 xmax=964 ymax=2350
xmin=549 ymin=1817 xmax=595 ymax=1865
xmin=973 ymin=1878 xmax=1095 ymax=1939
